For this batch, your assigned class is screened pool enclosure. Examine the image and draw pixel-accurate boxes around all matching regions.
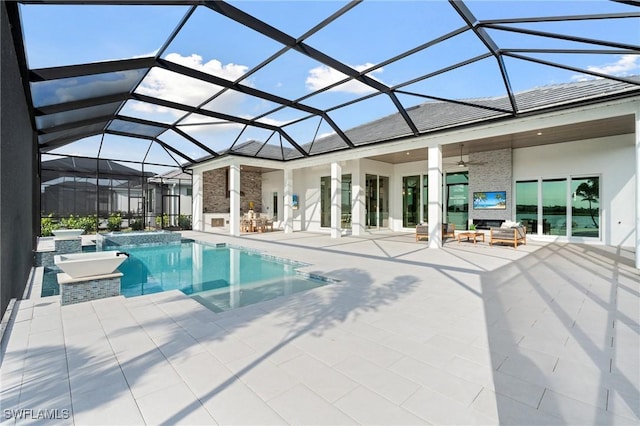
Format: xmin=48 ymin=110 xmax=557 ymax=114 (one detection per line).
xmin=6 ymin=0 xmax=638 ymax=235
xmin=41 ymin=156 xmax=192 ymax=233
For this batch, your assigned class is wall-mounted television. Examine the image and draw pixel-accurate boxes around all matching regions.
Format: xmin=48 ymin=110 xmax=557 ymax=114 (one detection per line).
xmin=473 ymin=191 xmax=506 ymax=210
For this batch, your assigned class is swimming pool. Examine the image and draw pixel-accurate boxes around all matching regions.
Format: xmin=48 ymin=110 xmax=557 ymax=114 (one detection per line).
xmin=42 ymin=240 xmax=333 ymax=312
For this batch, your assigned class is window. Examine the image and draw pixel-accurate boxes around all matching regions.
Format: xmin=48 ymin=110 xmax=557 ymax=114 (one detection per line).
xmin=515 ymin=176 xmax=600 ymax=238
xmin=366 ymin=174 xmax=389 ymax=229
xmin=446 ymin=172 xmax=468 ymax=230
xmin=516 ymin=180 xmax=538 ymax=234
xmin=402 ymin=175 xmax=420 ymax=227
xmin=320 ymin=174 xmax=351 ymax=228
xmin=422 ymin=175 xmax=428 ymax=224
xmin=571 ymin=177 xmax=599 ymax=238
xmin=273 ymin=192 xmax=278 ymax=221
xmin=542 ymin=178 xmax=567 ymax=236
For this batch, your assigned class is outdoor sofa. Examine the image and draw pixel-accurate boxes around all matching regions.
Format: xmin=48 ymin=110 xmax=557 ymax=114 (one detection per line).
xmin=489 ymin=221 xmax=527 ymax=249
xmin=415 ymin=223 xmax=455 ymax=241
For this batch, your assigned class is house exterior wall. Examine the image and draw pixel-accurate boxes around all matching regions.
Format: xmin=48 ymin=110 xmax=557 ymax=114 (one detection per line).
xmin=245 ymin=134 xmax=635 ymax=247
xmin=189 ymin=102 xmax=637 ymax=255
xmin=513 ymin=133 xmax=635 ymax=247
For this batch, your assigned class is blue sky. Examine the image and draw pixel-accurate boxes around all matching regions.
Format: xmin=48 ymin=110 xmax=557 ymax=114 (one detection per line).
xmin=21 ymin=1 xmax=640 ymax=170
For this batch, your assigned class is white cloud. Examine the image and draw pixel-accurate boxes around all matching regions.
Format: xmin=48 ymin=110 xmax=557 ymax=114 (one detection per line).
xmin=317 ymin=131 xmax=336 ymax=140
xmin=134 ymin=53 xmax=250 ymax=120
xmin=305 ymin=63 xmax=384 ymax=94
xmin=165 ymin=53 xmax=249 ymax=80
xmin=255 ymin=116 xmax=291 ymax=127
xmin=571 ymin=54 xmax=640 ymax=81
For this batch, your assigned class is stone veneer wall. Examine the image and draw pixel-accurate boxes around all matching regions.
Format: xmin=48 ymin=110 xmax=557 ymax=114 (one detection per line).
xmin=202 ymin=169 xmax=263 ymax=213
xmin=468 ymin=148 xmax=512 ymax=224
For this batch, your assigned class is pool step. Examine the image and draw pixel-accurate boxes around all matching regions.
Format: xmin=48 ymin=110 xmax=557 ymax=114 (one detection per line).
xmin=189 ymin=275 xmax=325 ymax=312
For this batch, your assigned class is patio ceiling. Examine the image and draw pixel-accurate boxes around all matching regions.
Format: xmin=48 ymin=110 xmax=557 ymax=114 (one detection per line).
xmin=9 ymin=1 xmax=640 ymax=169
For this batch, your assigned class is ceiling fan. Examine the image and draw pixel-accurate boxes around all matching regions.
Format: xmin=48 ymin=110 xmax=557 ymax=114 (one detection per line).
xmin=446 ymin=144 xmax=485 ymax=167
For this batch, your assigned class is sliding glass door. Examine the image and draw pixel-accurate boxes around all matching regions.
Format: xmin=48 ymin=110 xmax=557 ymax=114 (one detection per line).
xmin=446 ymin=172 xmax=468 ymax=230
xmin=542 ymin=178 xmax=567 ymax=236
xmin=402 ymin=175 xmax=420 ymax=227
xmin=516 ymin=180 xmax=538 ymax=234
xmin=320 ymin=174 xmax=352 ymax=229
xmin=515 ymin=176 xmax=600 ymax=238
xmin=366 ymin=174 xmax=389 ymax=229
xmin=571 ymin=177 xmax=599 ymax=237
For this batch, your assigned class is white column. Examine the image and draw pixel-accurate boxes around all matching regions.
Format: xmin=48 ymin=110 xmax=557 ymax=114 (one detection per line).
xmin=192 ymin=170 xmax=204 ymax=232
xmin=229 ymin=247 xmax=240 ymax=308
xmin=351 ymin=160 xmax=364 ymax=236
xmin=191 ymin=241 xmax=203 ymax=293
xmin=229 ymin=164 xmax=240 ymax=237
xmin=428 ymin=145 xmax=443 ymax=248
xmin=331 ymin=162 xmax=342 ymax=238
xmin=636 ymin=108 xmax=640 ymax=269
xmin=283 ymin=168 xmax=293 ymax=234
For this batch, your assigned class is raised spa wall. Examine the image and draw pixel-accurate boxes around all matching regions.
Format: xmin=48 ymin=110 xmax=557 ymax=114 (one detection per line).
xmin=96 ymin=231 xmax=181 ymax=250
xmin=58 ymin=272 xmax=122 ymax=306
xmin=35 ymin=237 xmax=82 ymax=268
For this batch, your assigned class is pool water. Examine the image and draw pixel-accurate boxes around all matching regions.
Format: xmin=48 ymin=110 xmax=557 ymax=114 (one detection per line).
xmin=42 ymin=241 xmax=331 ymax=312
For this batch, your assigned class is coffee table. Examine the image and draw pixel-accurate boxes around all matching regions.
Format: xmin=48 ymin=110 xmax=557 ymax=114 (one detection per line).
xmin=457 ymin=231 xmax=485 ymax=245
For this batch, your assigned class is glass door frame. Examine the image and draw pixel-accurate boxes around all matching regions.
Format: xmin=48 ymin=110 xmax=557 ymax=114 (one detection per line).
xmin=320 ymin=174 xmax=352 ymax=229
xmin=445 ymin=171 xmax=469 ymax=231
xmin=366 ymin=174 xmax=389 ymax=230
xmin=514 ymin=175 xmax=601 ymax=239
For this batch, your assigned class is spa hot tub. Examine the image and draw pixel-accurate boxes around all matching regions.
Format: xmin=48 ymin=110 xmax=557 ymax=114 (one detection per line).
xmin=54 ymin=250 xmax=128 ymax=279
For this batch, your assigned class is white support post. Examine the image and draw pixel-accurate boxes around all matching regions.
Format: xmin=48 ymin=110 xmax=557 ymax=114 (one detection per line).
xmin=229 ymin=164 xmax=240 ymax=237
xmin=229 ymin=247 xmax=240 ymax=308
xmin=331 ymin=162 xmax=342 ymax=238
xmin=284 ymin=168 xmax=293 ymax=234
xmin=192 ymin=170 xmax=203 ymax=232
xmin=636 ymin=108 xmax=640 ymax=269
xmin=351 ymin=160 xmax=363 ymax=236
xmin=428 ymin=145 xmax=443 ymax=248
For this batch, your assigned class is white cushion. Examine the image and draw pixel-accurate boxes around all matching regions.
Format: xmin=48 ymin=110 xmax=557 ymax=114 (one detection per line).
xmin=501 ymin=220 xmax=522 ymax=228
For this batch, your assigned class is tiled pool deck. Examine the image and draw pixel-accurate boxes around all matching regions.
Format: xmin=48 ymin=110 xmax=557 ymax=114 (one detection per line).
xmin=1 ymin=231 xmax=638 ymax=425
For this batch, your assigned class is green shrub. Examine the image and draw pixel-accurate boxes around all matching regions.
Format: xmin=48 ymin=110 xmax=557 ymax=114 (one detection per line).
xmin=79 ymin=215 xmax=98 ymax=234
xmin=60 ymin=214 xmax=97 ymax=234
xmin=40 ymin=214 xmax=59 ymax=237
xmin=130 ymin=218 xmax=144 ymax=231
xmin=107 ymin=213 xmax=122 ymax=232
xmin=155 ymin=214 xmax=169 ymax=229
xmin=178 ymin=214 xmax=192 ymax=230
